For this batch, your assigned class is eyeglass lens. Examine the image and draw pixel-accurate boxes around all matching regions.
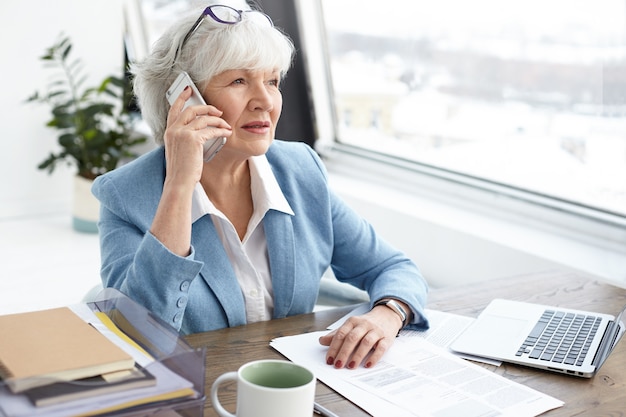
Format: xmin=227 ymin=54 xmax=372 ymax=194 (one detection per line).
xmin=208 ymin=5 xmax=273 ymax=27
xmin=208 ymin=5 xmax=242 ymax=24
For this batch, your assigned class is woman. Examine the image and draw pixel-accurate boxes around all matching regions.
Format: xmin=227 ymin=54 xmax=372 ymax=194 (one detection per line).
xmin=92 ymin=0 xmax=429 ymax=370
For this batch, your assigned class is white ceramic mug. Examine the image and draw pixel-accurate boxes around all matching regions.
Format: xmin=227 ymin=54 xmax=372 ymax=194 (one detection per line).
xmin=211 ymin=359 xmax=316 ymax=417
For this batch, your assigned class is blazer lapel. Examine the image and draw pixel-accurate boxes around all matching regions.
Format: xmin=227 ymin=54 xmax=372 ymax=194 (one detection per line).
xmin=263 ymin=210 xmax=296 ymax=318
xmin=191 ymin=215 xmax=247 ymax=327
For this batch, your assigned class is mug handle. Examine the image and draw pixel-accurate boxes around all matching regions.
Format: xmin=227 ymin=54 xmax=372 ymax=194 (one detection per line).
xmin=211 ymin=371 xmax=238 ymax=417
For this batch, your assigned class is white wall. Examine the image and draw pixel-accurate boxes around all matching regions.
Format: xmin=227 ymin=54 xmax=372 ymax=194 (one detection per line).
xmin=0 ymin=0 xmax=124 ymax=220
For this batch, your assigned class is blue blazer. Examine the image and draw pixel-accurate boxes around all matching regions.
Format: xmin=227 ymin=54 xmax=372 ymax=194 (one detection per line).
xmin=92 ymin=140 xmax=429 ymax=334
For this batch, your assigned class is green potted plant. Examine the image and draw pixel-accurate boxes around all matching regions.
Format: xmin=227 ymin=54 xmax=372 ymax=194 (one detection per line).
xmin=26 ymin=34 xmax=146 ymax=232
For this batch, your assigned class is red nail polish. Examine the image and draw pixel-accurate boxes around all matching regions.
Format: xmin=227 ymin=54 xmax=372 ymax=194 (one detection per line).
xmin=334 ymin=360 xmax=342 ymax=368
xmin=348 ymin=361 xmax=356 ymax=369
xmin=365 ymin=361 xmax=372 ymax=368
xmin=326 ymin=357 xmax=334 ymax=365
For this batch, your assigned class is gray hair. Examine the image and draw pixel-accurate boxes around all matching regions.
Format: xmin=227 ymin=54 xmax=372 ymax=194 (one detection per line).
xmin=131 ymin=1 xmax=295 ymax=144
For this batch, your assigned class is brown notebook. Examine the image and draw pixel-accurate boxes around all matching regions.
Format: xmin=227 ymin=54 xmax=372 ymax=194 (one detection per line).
xmin=0 ymin=306 xmax=134 ymax=393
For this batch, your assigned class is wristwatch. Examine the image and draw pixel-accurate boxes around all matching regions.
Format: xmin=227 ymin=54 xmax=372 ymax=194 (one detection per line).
xmin=373 ymin=299 xmax=409 ymax=327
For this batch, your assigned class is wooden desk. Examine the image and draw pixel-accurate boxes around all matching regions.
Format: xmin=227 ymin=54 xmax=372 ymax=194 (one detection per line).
xmin=185 ymin=270 xmax=626 ymax=416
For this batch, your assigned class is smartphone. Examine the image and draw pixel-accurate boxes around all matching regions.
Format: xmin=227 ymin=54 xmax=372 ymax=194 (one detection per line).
xmin=166 ymin=71 xmax=226 ymax=162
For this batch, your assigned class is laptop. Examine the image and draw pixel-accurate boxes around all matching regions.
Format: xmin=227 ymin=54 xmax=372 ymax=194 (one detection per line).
xmin=449 ymin=299 xmax=625 ymax=378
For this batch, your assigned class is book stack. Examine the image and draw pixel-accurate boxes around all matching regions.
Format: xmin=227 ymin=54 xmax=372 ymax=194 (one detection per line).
xmin=0 ymin=291 xmax=205 ymax=417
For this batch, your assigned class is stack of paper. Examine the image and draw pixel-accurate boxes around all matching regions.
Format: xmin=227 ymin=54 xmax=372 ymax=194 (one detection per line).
xmin=22 ymin=364 xmax=156 ymax=407
xmin=0 ymin=304 xmax=197 ymax=417
xmin=271 ymin=308 xmax=565 ymax=417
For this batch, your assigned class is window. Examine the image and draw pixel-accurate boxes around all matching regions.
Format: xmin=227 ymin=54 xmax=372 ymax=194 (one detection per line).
xmin=317 ymin=0 xmax=626 ymax=218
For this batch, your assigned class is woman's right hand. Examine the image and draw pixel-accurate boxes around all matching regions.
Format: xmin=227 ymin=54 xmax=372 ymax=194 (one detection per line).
xmin=163 ymin=86 xmax=232 ymax=187
xmin=149 ymin=86 xmax=232 ymax=257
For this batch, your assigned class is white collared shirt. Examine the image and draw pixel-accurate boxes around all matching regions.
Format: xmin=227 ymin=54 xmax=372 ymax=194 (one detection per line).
xmin=191 ymin=155 xmax=294 ymax=323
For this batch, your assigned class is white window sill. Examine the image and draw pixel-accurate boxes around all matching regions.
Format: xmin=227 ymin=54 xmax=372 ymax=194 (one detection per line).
xmin=320 ymin=144 xmax=626 ymax=289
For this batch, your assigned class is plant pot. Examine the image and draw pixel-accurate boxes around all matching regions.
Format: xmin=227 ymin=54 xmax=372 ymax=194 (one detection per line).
xmin=72 ymin=175 xmax=99 ymax=233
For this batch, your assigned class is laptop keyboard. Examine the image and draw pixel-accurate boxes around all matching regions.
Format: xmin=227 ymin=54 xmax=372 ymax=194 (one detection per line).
xmin=516 ymin=309 xmax=602 ymax=366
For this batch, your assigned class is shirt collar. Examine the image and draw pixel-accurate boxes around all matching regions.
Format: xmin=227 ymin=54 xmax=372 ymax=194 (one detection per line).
xmin=191 ymin=155 xmax=294 ymax=223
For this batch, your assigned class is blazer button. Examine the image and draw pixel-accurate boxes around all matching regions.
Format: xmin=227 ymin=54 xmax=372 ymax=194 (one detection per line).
xmin=180 ymin=281 xmax=190 ymax=291
xmin=173 ymin=312 xmax=183 ymax=323
xmin=177 ymin=297 xmax=187 ymax=308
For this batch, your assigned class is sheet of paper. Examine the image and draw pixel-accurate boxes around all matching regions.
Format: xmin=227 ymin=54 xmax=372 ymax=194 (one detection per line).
xmin=271 ymin=331 xmax=564 ymax=417
xmin=328 ymin=305 xmax=502 ymax=366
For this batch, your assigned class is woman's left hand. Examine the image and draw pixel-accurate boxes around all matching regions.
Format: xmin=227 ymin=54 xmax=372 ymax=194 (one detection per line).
xmin=318 ymin=303 xmax=405 ymax=369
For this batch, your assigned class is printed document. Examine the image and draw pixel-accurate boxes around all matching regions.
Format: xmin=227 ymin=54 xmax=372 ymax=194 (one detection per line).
xmin=271 ymin=330 xmax=563 ymax=417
